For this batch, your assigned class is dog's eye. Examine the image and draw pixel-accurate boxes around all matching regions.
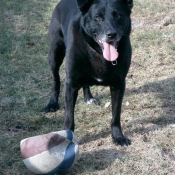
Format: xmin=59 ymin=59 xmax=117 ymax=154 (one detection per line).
xmin=94 ymin=15 xmax=102 ymax=21
xmin=113 ymin=11 xmax=121 ymax=19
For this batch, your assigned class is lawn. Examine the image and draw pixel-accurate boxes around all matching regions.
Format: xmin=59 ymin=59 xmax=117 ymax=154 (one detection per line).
xmin=0 ymin=0 xmax=175 ymax=174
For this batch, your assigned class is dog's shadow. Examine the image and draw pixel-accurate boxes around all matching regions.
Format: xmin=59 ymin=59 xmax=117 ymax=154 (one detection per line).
xmin=68 ymin=148 xmax=129 ymax=175
xmin=124 ymin=76 xmax=175 ymax=136
xmin=78 ymin=129 xmax=111 ymax=145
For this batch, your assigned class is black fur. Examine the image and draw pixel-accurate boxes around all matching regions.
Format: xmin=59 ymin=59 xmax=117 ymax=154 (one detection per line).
xmin=45 ymin=0 xmax=133 ymax=146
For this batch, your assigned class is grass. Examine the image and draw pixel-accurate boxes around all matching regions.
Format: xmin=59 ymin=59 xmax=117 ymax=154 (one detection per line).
xmin=0 ymin=0 xmax=175 ymax=174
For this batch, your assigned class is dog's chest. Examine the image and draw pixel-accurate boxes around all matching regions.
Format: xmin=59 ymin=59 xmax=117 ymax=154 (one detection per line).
xmin=94 ymin=77 xmax=103 ymax=82
xmin=89 ymin=63 xmax=117 ymax=85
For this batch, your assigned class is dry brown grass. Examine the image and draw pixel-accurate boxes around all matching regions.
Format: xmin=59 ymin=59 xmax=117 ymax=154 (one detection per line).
xmin=0 ymin=0 xmax=175 ymax=174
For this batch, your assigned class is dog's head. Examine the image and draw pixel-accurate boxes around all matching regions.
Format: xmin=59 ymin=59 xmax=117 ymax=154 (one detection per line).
xmin=76 ymin=0 xmax=133 ymax=62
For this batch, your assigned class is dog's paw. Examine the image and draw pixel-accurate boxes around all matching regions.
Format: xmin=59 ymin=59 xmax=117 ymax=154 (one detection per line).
xmin=85 ymin=98 xmax=99 ymax=105
xmin=112 ymin=135 xmax=131 ymax=147
xmin=45 ymin=102 xmax=59 ymax=113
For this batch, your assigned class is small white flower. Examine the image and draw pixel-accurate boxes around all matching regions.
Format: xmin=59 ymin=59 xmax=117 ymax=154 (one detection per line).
xmin=126 ymin=102 xmax=130 ymax=106
xmin=169 ymin=124 xmax=175 ymax=128
xmin=105 ymin=102 xmax=111 ymax=108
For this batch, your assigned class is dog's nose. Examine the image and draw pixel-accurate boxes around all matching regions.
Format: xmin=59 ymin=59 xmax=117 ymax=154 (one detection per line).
xmin=106 ymin=30 xmax=117 ymax=39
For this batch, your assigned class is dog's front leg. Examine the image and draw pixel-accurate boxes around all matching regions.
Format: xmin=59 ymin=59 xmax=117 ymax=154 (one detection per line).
xmin=110 ymin=84 xmax=131 ymax=147
xmin=64 ymin=81 xmax=79 ymax=131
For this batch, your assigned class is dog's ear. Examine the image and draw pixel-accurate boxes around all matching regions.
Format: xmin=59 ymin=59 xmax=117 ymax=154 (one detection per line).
xmin=76 ymin=0 xmax=94 ymax=14
xmin=122 ymin=0 xmax=133 ymax=9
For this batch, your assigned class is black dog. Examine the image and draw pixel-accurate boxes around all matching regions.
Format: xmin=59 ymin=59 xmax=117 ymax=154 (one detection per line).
xmin=45 ymin=0 xmax=133 ymax=146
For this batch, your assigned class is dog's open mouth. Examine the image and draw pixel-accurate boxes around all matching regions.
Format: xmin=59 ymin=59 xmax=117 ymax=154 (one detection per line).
xmin=97 ymin=37 xmax=119 ymax=62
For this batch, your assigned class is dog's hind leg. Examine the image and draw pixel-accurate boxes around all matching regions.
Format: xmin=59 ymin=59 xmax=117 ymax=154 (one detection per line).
xmin=83 ymin=86 xmax=99 ymax=105
xmin=45 ymin=27 xmax=65 ymax=112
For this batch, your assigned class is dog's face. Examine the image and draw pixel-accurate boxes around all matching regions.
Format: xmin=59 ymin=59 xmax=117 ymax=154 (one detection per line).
xmin=77 ymin=0 xmax=133 ymax=61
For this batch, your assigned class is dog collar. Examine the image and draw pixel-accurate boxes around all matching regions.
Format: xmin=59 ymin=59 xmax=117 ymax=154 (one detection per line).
xmin=112 ymin=60 xmax=117 ymax=66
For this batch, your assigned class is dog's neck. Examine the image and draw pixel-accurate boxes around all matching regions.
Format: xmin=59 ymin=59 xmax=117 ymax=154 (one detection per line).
xmin=81 ymin=27 xmax=103 ymax=55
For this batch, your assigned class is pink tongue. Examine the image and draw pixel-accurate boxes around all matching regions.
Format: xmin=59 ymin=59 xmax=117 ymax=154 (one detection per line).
xmin=102 ymin=41 xmax=118 ymax=61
